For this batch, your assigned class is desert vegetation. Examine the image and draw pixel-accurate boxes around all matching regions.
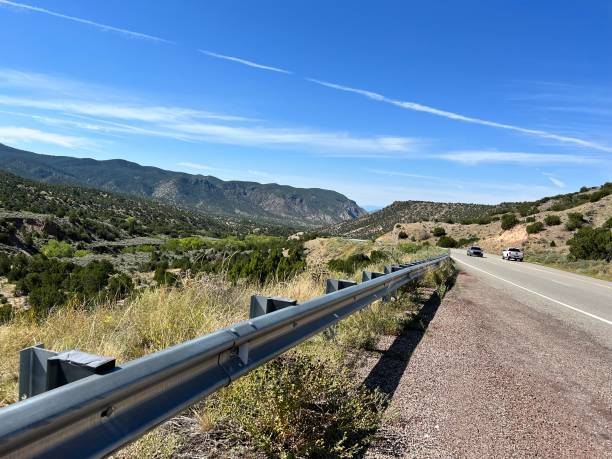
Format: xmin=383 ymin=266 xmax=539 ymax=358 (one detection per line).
xmin=0 ymin=240 xmax=454 ymax=457
xmin=326 ymin=182 xmax=612 ymax=240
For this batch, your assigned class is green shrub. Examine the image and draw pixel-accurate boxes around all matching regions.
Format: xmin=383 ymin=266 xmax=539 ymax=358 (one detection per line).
xmin=399 ymin=242 xmax=421 ymax=254
xmin=28 ymin=285 xmax=68 ymax=317
xmin=154 ymin=263 xmax=178 ymax=286
xmin=437 ymin=236 xmax=457 ymax=248
xmin=501 ymin=213 xmax=519 ymax=230
xmin=589 ymin=186 xmax=611 ymax=203
xmin=544 ymin=215 xmax=561 ymax=226
xmin=205 ymin=354 xmax=386 ymax=458
xmin=567 ymin=227 xmax=612 ymax=260
xmin=41 ymin=240 xmax=74 ymax=258
xmin=456 ymin=236 xmax=479 ymax=247
xmin=603 ymin=217 xmax=612 ymax=229
xmin=0 ymin=302 xmax=12 ymax=324
xmin=73 ymin=249 xmax=92 ymax=257
xmin=328 ymin=251 xmax=387 ymax=275
xmin=67 ymin=260 xmax=115 ymax=301
xmin=526 ymin=222 xmax=544 ymax=234
xmin=565 ymin=213 xmax=585 ymax=231
xmin=431 ymin=227 xmax=446 ymax=237
xmin=164 ymin=237 xmax=208 ymax=252
xmin=518 ymin=206 xmax=538 ymax=217
xmin=108 ymin=273 xmax=134 ymax=298
xmin=229 ymin=245 xmax=306 ymax=284
xmin=123 ymin=244 xmax=158 ymax=254
xmin=525 ymin=216 xmax=536 ymax=223
xmin=550 ymin=193 xmax=590 ymax=211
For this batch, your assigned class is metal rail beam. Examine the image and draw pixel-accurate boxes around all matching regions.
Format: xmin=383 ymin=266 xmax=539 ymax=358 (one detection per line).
xmin=0 ymin=253 xmax=449 ymax=458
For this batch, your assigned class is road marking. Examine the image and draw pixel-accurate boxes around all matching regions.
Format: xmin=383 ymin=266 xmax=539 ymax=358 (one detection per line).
xmin=453 ymin=257 xmax=612 ymax=326
xmin=482 ymin=253 xmax=612 ymax=291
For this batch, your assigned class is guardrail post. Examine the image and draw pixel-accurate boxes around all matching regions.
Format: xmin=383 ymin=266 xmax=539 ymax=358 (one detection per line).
xmin=249 ymin=295 xmax=297 ymax=319
xmin=325 ymin=279 xmax=357 ymax=294
xmin=361 ymin=271 xmax=384 ymax=282
xmin=324 ymin=279 xmax=358 ymax=339
xmin=19 ymin=345 xmax=115 ymax=400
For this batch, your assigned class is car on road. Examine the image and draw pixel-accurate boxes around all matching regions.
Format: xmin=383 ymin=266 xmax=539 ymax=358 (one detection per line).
xmin=502 ymin=247 xmax=524 ymax=261
xmin=467 ymin=246 xmax=483 ymax=257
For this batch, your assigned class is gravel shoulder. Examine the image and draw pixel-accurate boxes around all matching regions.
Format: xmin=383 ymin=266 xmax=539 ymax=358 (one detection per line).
xmin=364 ymin=269 xmax=612 ymax=458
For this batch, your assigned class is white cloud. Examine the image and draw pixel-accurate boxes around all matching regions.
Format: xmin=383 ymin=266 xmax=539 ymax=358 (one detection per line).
xmin=0 ymin=126 xmax=88 ymax=147
xmin=199 ymin=50 xmax=292 ymax=74
xmin=171 ymin=123 xmax=419 ymax=153
xmin=0 ymin=0 xmax=172 ymax=43
xmin=177 ymin=162 xmax=217 ymax=171
xmin=367 ymin=167 xmax=556 ymax=193
xmin=0 ymin=69 xmax=418 ymax=153
xmin=0 ymin=95 xmax=253 ymax=123
xmin=438 ymin=151 xmax=598 ymax=165
xmin=307 ymin=78 xmax=612 ymax=153
xmin=543 ymin=173 xmax=565 ymax=188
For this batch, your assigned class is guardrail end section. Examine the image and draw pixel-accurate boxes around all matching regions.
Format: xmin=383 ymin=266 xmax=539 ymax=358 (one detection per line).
xmin=18 ymin=344 xmax=115 ymax=400
xmin=325 ymin=279 xmax=358 ymax=294
xmin=249 ymin=295 xmax=297 ymax=319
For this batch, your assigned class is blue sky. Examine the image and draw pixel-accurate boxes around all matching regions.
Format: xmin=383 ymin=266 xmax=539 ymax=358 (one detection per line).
xmin=0 ymin=0 xmax=611 ymax=208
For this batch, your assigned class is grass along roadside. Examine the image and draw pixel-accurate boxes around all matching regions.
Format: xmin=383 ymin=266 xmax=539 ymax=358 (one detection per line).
xmin=0 ymin=245 xmax=454 ymax=457
xmin=525 ymin=252 xmax=612 ymax=282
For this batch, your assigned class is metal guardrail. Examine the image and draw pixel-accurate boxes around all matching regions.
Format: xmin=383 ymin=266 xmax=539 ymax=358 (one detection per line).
xmin=0 ymin=253 xmax=449 ymax=458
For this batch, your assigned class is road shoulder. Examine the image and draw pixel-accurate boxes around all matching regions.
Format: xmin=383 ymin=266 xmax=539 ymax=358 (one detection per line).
xmin=364 ymin=270 xmax=612 ymax=458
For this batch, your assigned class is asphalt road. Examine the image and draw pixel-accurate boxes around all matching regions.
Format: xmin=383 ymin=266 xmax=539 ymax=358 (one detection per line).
xmin=450 ymin=248 xmax=612 ymax=347
xmin=365 ymin=250 xmax=612 ymax=458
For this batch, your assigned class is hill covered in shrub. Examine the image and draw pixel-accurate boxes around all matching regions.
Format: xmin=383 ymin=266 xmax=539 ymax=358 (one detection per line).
xmin=325 ymin=183 xmax=612 ymax=239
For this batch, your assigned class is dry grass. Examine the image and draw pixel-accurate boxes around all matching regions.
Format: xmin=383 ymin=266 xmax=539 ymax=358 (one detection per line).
xmin=525 ymin=252 xmax=612 ymax=282
xmin=0 ymin=243 xmax=453 ymax=457
xmin=0 ymin=274 xmax=251 ymax=405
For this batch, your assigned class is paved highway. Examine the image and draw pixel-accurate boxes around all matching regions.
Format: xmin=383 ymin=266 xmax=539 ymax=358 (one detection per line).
xmin=450 ymin=248 xmax=612 ymax=345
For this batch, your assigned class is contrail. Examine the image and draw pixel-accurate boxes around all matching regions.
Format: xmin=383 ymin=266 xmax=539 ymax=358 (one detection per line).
xmin=2 ymin=0 xmax=610 ymax=153
xmin=0 ymin=0 xmax=173 ymax=43
xmin=307 ymin=78 xmax=612 ymax=153
xmin=198 ymin=50 xmax=292 ymax=74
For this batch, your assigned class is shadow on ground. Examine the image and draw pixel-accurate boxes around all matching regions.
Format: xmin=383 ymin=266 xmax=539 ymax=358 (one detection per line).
xmin=364 ymin=266 xmax=457 ymax=401
xmin=363 ymin=289 xmax=443 ymax=399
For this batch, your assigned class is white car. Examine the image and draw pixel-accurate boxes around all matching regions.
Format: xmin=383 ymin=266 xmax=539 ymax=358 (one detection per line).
xmin=502 ymin=247 xmax=523 ymax=261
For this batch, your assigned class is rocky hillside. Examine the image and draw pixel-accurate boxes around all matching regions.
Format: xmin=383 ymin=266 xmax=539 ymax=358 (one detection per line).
xmin=325 ymin=200 xmax=505 ymax=238
xmin=376 ymin=184 xmax=612 ymax=255
xmin=0 ymin=144 xmax=366 ymax=228
xmin=325 ymin=183 xmax=611 ymax=240
xmin=0 ymin=170 xmax=297 ymax=255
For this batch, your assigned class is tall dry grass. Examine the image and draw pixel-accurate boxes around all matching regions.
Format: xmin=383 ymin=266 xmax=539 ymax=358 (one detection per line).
xmin=0 ymin=244 xmax=452 ymax=457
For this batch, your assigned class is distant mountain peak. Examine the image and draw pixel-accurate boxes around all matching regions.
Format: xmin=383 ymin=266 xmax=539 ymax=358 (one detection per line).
xmin=0 ymin=144 xmax=366 ymax=228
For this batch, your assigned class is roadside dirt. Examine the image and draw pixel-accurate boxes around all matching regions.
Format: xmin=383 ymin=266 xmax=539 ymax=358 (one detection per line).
xmin=364 ymin=270 xmax=612 ymax=458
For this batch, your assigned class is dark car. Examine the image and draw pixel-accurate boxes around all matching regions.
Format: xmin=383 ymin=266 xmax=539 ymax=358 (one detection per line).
xmin=467 ymin=246 xmax=483 ymax=257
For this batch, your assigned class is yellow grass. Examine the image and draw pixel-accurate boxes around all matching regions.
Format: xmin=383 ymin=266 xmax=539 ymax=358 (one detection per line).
xmin=0 ymin=243 xmax=453 ymax=457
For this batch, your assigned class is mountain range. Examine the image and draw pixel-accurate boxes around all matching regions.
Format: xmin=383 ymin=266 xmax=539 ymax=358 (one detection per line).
xmin=0 ymin=144 xmax=366 ymax=227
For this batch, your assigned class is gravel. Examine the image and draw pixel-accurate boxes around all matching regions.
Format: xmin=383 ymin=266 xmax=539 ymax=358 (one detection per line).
xmin=364 ymin=270 xmax=612 ymax=458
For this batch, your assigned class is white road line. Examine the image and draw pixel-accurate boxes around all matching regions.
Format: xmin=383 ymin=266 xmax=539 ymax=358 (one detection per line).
xmin=453 ymin=257 xmax=612 ymax=326
xmin=483 ymin=253 xmax=612 ymax=291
